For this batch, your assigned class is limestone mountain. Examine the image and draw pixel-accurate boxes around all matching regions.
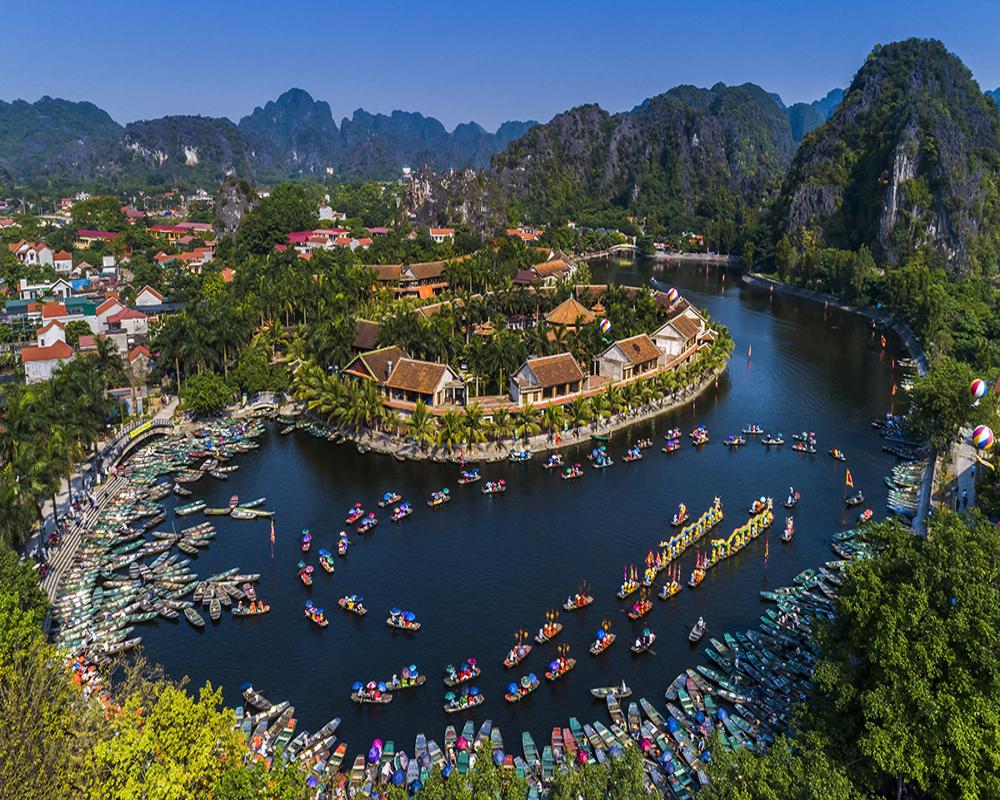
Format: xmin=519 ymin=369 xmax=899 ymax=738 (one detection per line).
xmin=486 ymin=82 xmax=795 ymax=232
xmin=770 ymin=39 xmax=1000 ymax=269
xmin=0 ymin=88 xmax=536 ymax=188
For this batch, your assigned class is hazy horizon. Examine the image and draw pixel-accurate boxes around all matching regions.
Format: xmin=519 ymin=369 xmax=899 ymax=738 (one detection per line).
xmin=4 ymin=0 xmax=999 ymax=130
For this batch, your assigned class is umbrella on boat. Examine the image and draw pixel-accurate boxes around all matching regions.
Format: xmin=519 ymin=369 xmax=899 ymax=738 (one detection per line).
xmin=520 ymin=675 xmax=532 ymax=688
xmin=716 ymin=708 xmax=728 ymax=720
xmin=442 ymin=764 xmax=452 ymax=779
xmin=352 ymin=681 xmax=363 ymax=692
xmin=403 ymin=611 xmax=416 ymax=622
xmin=596 ymin=628 xmax=606 ymax=640
xmin=390 ymin=608 xmax=401 ymax=617
xmin=306 ymin=775 xmax=319 ymax=788
xmin=445 ymin=664 xmax=455 ymax=673
xmin=456 ymin=736 xmax=468 ymax=751
xmin=393 ymin=770 xmax=405 ymax=786
xmin=409 ymin=665 xmax=418 ymax=675
xmin=549 ymin=660 xmax=560 ymax=671
xmin=467 ymin=657 xmax=476 ymax=666
xmin=528 ymin=672 xmax=537 ymax=683
xmin=667 ymin=717 xmax=678 ymax=732
xmin=508 ymin=683 xmax=518 ymax=695
xmin=576 ymin=750 xmax=588 ymax=764
xmin=401 ymin=667 xmax=411 ymax=680
xmin=640 ymin=737 xmax=652 ymax=752
xmin=367 ymin=681 xmax=377 ymax=691
xmin=377 ymin=682 xmax=387 ymax=692
xmin=469 ymin=686 xmax=480 ymax=696
xmin=305 ymin=599 xmax=314 ymax=608
xmin=444 ymin=691 xmax=456 ymax=702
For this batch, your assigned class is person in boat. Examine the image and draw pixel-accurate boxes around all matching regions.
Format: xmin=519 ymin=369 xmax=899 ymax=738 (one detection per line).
xmin=237 ymin=600 xmax=244 ymax=613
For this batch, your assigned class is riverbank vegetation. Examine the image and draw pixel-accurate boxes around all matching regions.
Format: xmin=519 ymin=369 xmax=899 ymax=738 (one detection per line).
xmin=0 ymin=344 xmax=123 ymax=548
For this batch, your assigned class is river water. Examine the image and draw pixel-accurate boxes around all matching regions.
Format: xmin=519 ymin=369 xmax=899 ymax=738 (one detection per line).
xmin=138 ymin=258 xmax=903 ymax=756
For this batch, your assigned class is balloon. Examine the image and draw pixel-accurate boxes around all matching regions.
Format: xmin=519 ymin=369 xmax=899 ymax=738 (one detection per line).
xmin=971 ymin=379 xmax=988 ymax=399
xmin=667 ymin=287 xmax=679 ymax=304
xmin=973 ymin=424 xmax=994 ymax=450
xmin=599 ymin=318 xmax=612 ymax=335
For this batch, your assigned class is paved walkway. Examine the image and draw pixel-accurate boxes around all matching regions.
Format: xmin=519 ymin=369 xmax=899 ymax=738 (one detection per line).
xmin=38 ymin=397 xmax=179 ymax=602
xmin=952 ymin=428 xmax=977 ymax=512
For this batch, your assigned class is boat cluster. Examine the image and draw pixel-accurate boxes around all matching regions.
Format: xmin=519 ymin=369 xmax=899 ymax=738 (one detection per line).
xmin=51 ymin=420 xmax=270 ymax=671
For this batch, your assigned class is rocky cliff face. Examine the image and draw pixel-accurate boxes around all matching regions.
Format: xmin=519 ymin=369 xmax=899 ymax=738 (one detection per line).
xmin=770 ymin=39 xmax=1000 ymax=268
xmin=214 ymin=176 xmax=259 ymax=237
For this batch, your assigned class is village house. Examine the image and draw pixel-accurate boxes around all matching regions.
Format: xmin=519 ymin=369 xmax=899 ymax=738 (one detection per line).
xmin=505 ymin=227 xmax=544 ymax=242
xmin=509 ymin=353 xmax=585 ymax=405
xmin=352 ymin=320 xmax=383 ymax=353
xmin=0 ymin=217 xmax=19 ymax=231
xmin=106 ymin=307 xmax=148 ymax=337
xmin=318 ymin=205 xmax=346 ymax=222
xmin=17 ymin=277 xmax=72 ymax=301
xmin=372 ymin=261 xmax=450 ymax=299
xmin=148 ymin=224 xmax=187 ymax=243
xmin=513 ymin=257 xmax=575 ymax=287
xmin=544 ymin=297 xmax=596 ymax=330
xmin=74 ymin=229 xmax=119 ymax=248
xmin=593 ymin=333 xmax=664 ymax=383
xmin=385 ymin=358 xmax=464 ymax=408
xmin=20 ymin=340 xmax=75 ymax=383
xmin=428 ymin=227 xmax=455 ymax=244
xmin=343 ymin=346 xmax=408 ymax=384
xmin=8 ymin=240 xmax=54 ymax=267
xmin=96 ymin=297 xmax=125 ymax=329
xmin=134 ymin=286 xmax=165 ymax=308
xmin=651 ymin=314 xmax=705 ymax=359
xmin=53 ymin=250 xmax=73 ymax=274
xmin=36 ymin=320 xmax=67 ymax=348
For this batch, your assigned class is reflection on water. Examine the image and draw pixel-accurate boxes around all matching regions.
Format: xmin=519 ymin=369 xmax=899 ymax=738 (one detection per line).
xmin=137 ymin=258 xmax=904 ymax=754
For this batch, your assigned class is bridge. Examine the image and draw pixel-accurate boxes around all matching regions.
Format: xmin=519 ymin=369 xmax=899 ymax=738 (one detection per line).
xmin=578 ymin=243 xmax=640 ymax=259
xmin=243 ymin=391 xmax=284 ymax=413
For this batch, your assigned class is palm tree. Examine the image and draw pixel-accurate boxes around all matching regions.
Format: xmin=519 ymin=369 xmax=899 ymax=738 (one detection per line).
xmin=462 ymin=402 xmax=487 ymax=446
xmin=566 ymin=395 xmax=592 ymax=434
xmin=382 ymin=409 xmax=403 ymax=442
xmin=436 ymin=410 xmax=465 ymax=452
xmin=590 ymin=393 xmax=611 ymax=429
xmin=489 ymin=409 xmax=515 ymax=443
xmin=542 ymin=405 xmax=565 ymax=442
xmin=515 ymin=402 xmax=541 ymax=443
xmin=604 ymin=385 xmax=626 ymax=419
xmin=407 ymin=401 xmax=437 ymax=451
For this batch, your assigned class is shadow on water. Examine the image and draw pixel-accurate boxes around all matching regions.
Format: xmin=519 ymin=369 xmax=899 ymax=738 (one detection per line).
xmin=137 ymin=257 xmax=905 ymax=754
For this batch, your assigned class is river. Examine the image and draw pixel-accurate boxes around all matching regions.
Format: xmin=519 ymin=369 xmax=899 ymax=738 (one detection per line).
xmin=137 ymin=258 xmax=903 ymax=756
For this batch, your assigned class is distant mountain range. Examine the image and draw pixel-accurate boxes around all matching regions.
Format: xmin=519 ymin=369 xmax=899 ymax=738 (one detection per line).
xmin=770 ymin=88 xmax=845 ymax=142
xmin=0 ymin=88 xmax=536 ymax=188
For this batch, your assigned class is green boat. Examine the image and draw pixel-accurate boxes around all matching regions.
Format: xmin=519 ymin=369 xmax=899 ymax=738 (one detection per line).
xmin=522 ymin=731 xmax=539 ymax=769
xmin=591 ymin=434 xmax=609 ymax=443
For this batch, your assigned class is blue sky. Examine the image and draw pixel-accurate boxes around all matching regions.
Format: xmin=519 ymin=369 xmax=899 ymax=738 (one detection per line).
xmin=4 ymin=0 xmax=999 ymax=130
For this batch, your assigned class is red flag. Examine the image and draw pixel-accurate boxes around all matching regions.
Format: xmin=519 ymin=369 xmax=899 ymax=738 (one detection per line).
xmin=270 ymin=519 xmax=276 ymax=558
xmin=845 ymin=469 xmax=854 ymax=488
xmin=880 ymin=334 xmax=886 ymax=348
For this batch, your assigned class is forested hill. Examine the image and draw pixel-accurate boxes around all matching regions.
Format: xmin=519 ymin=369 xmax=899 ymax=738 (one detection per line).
xmin=769 ymin=39 xmax=1000 ymax=271
xmin=485 ymin=82 xmax=795 ymax=239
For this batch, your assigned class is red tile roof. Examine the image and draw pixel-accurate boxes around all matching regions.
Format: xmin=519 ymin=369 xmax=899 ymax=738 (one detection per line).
xmin=108 ymin=308 xmax=148 ymax=324
xmin=42 ymin=302 xmax=68 ymax=319
xmin=21 ymin=341 xmax=74 ymax=363
xmin=37 ymin=320 xmax=65 ymax=334
xmin=128 ymin=344 xmax=151 ymax=362
xmin=136 ymin=286 xmax=164 ymax=301
xmin=76 ymin=229 xmax=118 ymax=239
xmin=53 ymin=250 xmax=72 ymax=261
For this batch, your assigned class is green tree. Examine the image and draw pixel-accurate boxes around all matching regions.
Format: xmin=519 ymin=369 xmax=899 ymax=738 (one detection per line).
xmin=179 ymin=372 xmax=233 ymax=415
xmin=70 ymin=196 xmax=127 ymax=233
xmin=237 ymin=184 xmax=319 ymax=255
xmin=905 ymin=356 xmax=979 ymax=449
xmin=811 ymin=512 xmax=1000 ymax=800
xmin=700 ymin=735 xmax=864 ymax=800
xmin=63 ymin=320 xmax=92 ymax=348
